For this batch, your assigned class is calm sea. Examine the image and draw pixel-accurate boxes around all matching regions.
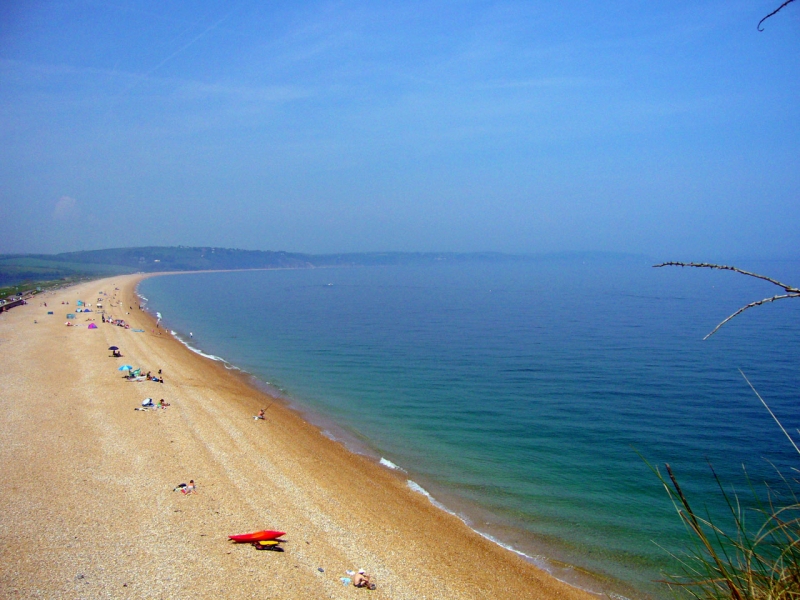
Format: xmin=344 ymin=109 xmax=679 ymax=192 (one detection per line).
xmin=138 ymin=257 xmax=800 ymax=598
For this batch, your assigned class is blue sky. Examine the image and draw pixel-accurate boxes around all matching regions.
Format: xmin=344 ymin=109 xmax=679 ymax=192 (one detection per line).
xmin=0 ymin=1 xmax=798 ymax=258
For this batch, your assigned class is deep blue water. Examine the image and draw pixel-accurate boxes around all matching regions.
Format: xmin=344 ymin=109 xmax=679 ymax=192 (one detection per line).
xmin=138 ymin=257 xmax=800 ymax=598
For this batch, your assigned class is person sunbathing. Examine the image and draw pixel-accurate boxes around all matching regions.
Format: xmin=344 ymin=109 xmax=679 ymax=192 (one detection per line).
xmin=353 ymin=570 xmax=375 ymax=589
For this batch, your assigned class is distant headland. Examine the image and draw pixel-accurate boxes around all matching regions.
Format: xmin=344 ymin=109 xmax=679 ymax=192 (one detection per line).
xmin=0 ymin=246 xmax=646 ymax=288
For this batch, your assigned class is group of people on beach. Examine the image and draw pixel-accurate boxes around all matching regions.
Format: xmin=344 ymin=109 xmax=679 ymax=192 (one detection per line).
xmin=124 ymin=368 xmax=164 ymax=383
xmin=145 ymin=370 xmax=164 ymax=383
xmin=103 ymin=315 xmax=129 ymax=328
xmin=138 ymin=397 xmax=170 ymax=410
xmin=97 ymin=284 xmax=379 ymax=591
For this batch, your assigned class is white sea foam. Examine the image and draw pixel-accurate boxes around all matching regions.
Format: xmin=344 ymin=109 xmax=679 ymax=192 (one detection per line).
xmin=134 ymin=268 xmax=645 ymax=600
xmin=172 ymin=333 xmax=225 ymax=362
xmin=187 ymin=346 xmax=224 ymax=361
xmin=406 ymin=479 xmax=427 ymax=495
xmin=406 ymin=480 xmax=458 ymax=516
xmin=404 ymin=479 xmax=609 ymax=596
xmin=475 ymin=530 xmax=541 ymax=561
xmin=379 ymin=458 xmax=406 ymax=472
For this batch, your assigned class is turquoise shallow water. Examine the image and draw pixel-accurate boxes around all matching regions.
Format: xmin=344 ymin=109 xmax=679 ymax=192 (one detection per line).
xmin=138 ymin=258 xmax=800 ymax=598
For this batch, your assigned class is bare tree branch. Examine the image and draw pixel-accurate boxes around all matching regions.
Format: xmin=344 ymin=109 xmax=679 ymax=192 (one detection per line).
xmin=758 ymin=0 xmax=797 ymax=31
xmin=654 ymin=262 xmax=800 ymax=339
xmin=654 ymin=262 xmax=800 ymax=294
xmin=703 ymin=293 xmax=800 ymax=340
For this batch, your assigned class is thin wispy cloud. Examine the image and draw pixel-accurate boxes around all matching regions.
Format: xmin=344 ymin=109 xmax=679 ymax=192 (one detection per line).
xmin=0 ymin=1 xmax=797 ymax=256
xmin=53 ymin=196 xmax=78 ymax=220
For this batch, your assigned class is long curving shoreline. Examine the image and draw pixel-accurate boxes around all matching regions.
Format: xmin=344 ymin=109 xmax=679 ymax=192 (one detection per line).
xmin=0 ymin=274 xmax=600 ymax=599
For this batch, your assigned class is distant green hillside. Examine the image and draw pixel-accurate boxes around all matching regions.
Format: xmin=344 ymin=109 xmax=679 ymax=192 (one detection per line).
xmin=0 ymin=257 xmax=127 ymax=288
xmin=48 ymin=247 xmax=524 ymax=271
xmin=54 ymin=247 xmax=317 ymax=272
xmin=0 ymin=246 xmax=507 ymax=287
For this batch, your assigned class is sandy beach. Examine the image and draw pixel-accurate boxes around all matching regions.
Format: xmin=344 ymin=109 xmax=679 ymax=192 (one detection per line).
xmin=0 ymin=274 xmax=599 ymax=599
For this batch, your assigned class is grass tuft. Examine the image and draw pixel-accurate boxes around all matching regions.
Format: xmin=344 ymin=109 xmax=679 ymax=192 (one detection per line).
xmin=652 ymin=461 xmax=800 ymax=600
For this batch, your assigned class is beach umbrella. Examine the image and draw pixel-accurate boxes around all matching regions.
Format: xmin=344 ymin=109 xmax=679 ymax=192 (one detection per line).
xmin=88 ymin=323 xmax=97 ymax=329
xmin=118 ymin=365 xmax=133 ymax=371
xmin=108 ymin=346 xmax=119 ymax=350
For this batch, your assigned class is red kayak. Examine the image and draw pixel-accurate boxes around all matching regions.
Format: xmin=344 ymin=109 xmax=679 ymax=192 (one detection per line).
xmin=228 ymin=530 xmax=285 ymax=543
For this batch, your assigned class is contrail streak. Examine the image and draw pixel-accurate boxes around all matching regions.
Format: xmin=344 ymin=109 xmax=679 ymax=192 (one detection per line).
xmin=120 ymin=8 xmax=235 ymax=96
xmin=144 ymin=10 xmax=233 ymax=78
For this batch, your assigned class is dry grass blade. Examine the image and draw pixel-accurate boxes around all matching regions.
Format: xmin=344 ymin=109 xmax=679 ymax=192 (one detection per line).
xmin=660 ymin=463 xmax=800 ymax=599
xmin=653 ymin=261 xmax=800 ymax=598
xmin=649 ymin=375 xmax=800 ymax=599
xmin=739 ymin=370 xmax=800 ymax=457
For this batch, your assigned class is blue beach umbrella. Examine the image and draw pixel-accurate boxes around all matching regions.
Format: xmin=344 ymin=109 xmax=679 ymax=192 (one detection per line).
xmin=118 ymin=365 xmax=133 ymax=371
